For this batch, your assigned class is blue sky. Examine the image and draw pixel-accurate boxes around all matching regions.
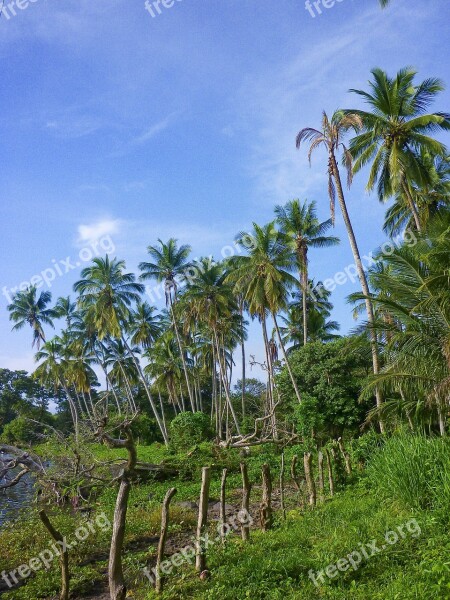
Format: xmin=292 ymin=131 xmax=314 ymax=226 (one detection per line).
xmin=0 ymin=0 xmax=449 ymax=378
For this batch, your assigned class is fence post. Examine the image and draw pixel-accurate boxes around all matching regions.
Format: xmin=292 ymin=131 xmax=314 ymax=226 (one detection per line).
xmin=155 ymin=487 xmax=177 ymax=593
xmin=195 ymin=467 xmax=211 ymax=572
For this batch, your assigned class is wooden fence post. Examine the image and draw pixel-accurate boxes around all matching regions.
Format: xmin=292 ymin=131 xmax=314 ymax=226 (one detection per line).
xmin=303 ymin=452 xmax=316 ymax=507
xmin=260 ymin=463 xmax=273 ymax=531
xmin=196 ymin=467 xmax=211 ymax=572
xmin=155 ymin=487 xmax=177 ymax=593
xmin=325 ymin=448 xmax=335 ymax=497
xmin=220 ymin=468 xmax=228 ymax=543
xmin=337 ymin=437 xmax=352 ymax=475
xmin=317 ymin=451 xmax=325 ymax=503
xmin=280 ymin=452 xmax=286 ymax=519
xmin=240 ymin=463 xmax=251 ymax=541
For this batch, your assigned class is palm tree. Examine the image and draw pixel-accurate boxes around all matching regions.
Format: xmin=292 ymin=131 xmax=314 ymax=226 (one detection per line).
xmin=282 ymin=280 xmax=340 ymax=350
xmin=34 ymin=337 xmax=79 ymax=437
xmin=383 ymin=153 xmax=450 ymax=237
xmin=182 ymin=260 xmax=242 ymax=436
xmin=7 ymin=286 xmax=54 ymax=349
xmin=345 ymin=67 xmax=450 ymax=232
xmin=355 ymin=212 xmax=450 ymax=435
xmin=128 ymin=301 xmax=162 ymax=349
xmin=53 ymin=296 xmax=78 ymax=329
xmin=74 ymin=256 xmax=168 ymax=443
xmin=296 ymin=110 xmax=385 ymax=431
xmin=275 ymin=199 xmax=339 ymax=345
xmin=139 ymin=239 xmax=195 ymax=409
xmin=227 ymin=222 xmax=302 ymax=409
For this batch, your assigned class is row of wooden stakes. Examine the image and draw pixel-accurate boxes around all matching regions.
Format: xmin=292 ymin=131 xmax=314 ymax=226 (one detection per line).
xmin=153 ymin=438 xmax=353 ymax=593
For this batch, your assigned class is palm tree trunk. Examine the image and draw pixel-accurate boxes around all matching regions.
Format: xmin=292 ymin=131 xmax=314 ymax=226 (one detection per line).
xmin=272 ymin=313 xmax=302 ymax=404
xmin=169 ymin=295 xmax=195 ymax=409
xmin=213 ymin=329 xmax=241 ymax=436
xmin=122 ymin=337 xmax=169 ymax=445
xmin=330 ymin=151 xmax=385 ymax=433
xmin=402 ymin=181 xmax=422 ymax=233
xmin=261 ymin=315 xmax=277 ymax=439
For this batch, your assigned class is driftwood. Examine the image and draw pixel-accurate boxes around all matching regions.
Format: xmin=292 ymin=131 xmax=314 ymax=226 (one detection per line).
xmin=195 ymin=467 xmax=211 ymax=572
xmin=240 ymin=463 xmax=252 ymax=541
xmin=155 ymin=487 xmax=177 ymax=593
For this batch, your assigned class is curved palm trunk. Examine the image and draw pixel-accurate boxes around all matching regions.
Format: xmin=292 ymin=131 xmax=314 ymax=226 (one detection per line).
xmin=330 ymin=152 xmax=385 ymax=433
xmin=272 ymin=313 xmax=302 ymax=404
xmin=169 ymin=295 xmax=195 ymax=410
xmin=402 ymin=181 xmax=422 ymax=233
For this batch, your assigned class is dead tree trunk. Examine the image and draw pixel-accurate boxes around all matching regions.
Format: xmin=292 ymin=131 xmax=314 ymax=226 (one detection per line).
xmin=303 ymin=452 xmax=316 ymax=507
xmin=337 ymin=437 xmax=352 ymax=475
xmin=196 ymin=467 xmax=211 ymax=573
xmin=240 ymin=462 xmax=252 ymax=541
xmin=325 ymin=448 xmax=335 ymax=497
xmin=220 ymin=468 xmax=228 ymax=543
xmin=260 ymin=463 xmax=273 ymax=531
xmin=155 ymin=487 xmax=177 ymax=594
xmin=317 ymin=451 xmax=325 ymax=503
xmin=39 ymin=510 xmax=69 ymax=600
xmin=280 ymin=452 xmax=286 ymax=520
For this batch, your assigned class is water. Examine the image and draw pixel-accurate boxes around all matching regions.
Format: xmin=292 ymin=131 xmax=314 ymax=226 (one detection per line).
xmin=0 ymin=454 xmax=34 ymax=526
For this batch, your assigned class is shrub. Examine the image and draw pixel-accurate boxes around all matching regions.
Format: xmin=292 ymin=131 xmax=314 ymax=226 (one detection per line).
xmin=169 ymin=411 xmax=213 ymax=451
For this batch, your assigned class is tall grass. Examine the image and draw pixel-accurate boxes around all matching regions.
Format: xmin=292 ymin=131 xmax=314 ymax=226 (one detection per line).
xmin=366 ymin=433 xmax=450 ymax=512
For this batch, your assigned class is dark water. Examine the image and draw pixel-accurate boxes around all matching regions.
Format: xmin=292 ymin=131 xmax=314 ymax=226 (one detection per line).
xmin=0 ymin=454 xmax=34 ymax=526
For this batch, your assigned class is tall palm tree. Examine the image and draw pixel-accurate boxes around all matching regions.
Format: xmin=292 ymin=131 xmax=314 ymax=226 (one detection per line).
xmin=227 ymin=222 xmax=302 ymax=408
xmin=7 ymin=286 xmax=54 ymax=349
xmin=345 ymin=67 xmax=450 ymax=232
xmin=74 ymin=256 xmax=168 ymax=443
xmin=182 ymin=260 xmax=242 ymax=435
xmin=34 ymin=337 xmax=79 ymax=437
xmin=139 ymin=239 xmax=195 ymax=409
xmin=275 ymin=199 xmax=339 ymax=345
xmin=296 ymin=110 xmax=386 ymax=431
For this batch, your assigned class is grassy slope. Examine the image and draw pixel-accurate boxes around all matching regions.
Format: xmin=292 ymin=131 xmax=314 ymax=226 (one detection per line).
xmin=1 ymin=441 xmax=449 ymax=599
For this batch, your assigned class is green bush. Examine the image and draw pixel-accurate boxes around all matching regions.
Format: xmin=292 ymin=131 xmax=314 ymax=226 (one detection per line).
xmin=169 ymin=411 xmax=213 ymax=451
xmin=0 ymin=416 xmax=42 ymax=444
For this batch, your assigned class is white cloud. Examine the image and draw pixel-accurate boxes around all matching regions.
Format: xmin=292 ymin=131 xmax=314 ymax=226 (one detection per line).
xmin=77 ymin=219 xmax=121 ymax=245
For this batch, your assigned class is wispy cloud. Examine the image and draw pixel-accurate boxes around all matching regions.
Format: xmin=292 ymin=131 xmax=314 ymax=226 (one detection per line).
xmin=77 ymin=219 xmax=121 ymax=245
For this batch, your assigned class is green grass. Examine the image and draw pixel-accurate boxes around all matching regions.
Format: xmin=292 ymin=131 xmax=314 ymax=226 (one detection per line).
xmin=1 ymin=436 xmax=449 ymax=599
